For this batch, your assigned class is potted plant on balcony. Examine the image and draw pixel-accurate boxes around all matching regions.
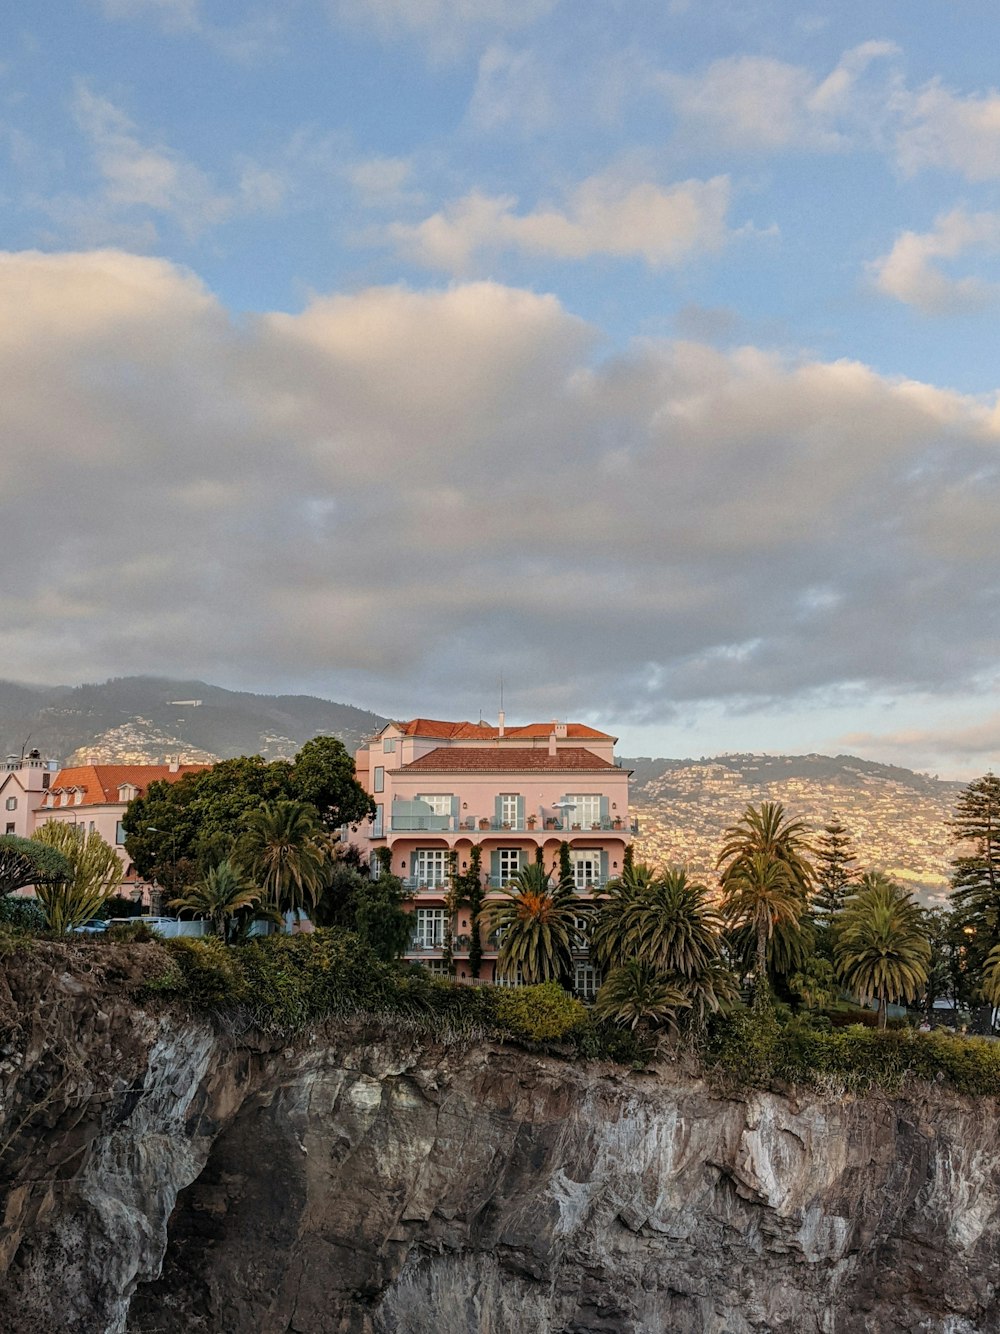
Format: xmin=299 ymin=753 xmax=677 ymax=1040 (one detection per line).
xmin=526 ymin=814 xmax=537 ymax=830
xmin=591 ymin=821 xmax=601 ymax=830
xmin=544 ymin=817 xmax=557 ymax=830
xmin=612 ymin=816 xmax=622 ymax=830
xmin=479 ymin=817 xmax=490 ymax=830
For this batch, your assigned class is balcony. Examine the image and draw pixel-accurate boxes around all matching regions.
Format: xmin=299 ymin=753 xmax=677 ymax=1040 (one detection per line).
xmin=401 ymin=876 xmax=450 ymax=893
xmin=407 ymin=938 xmax=445 ymax=955
xmin=389 ymin=816 xmax=638 ymax=837
xmin=486 ymin=875 xmax=609 ymax=891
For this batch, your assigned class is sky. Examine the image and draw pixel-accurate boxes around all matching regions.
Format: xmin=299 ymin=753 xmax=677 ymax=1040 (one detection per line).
xmin=1 ymin=1 xmax=999 ymax=776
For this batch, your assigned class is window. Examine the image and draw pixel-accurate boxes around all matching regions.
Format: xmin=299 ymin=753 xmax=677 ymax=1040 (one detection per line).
xmin=413 ymin=849 xmax=448 ymax=887
xmin=499 ymin=793 xmax=519 ymax=826
xmin=373 ymin=766 xmax=384 ymax=793
xmin=420 ymin=959 xmax=450 ymax=976
xmin=497 ymin=848 xmax=522 ymax=884
xmin=115 ymin=820 xmax=126 ymax=846
xmin=5 ymin=796 xmax=15 ymax=811
xmin=371 ymin=804 xmax=383 ymax=837
xmin=413 ymin=907 xmax=446 ymax=948
xmin=571 ymin=850 xmax=601 ymax=891
xmin=566 ymin=794 xmax=601 ymax=827
xmin=42 ymin=773 xmax=50 ymax=789
xmin=383 ymin=738 xmax=396 ymax=753
xmin=415 ymin=793 xmax=452 ymax=816
xmin=574 ymin=963 xmax=602 ymax=1001
xmin=5 ymin=822 xmax=13 ymax=835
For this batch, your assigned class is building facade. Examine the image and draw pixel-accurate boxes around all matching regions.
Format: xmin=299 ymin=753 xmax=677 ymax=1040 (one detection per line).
xmin=351 ymin=717 xmax=636 ymax=990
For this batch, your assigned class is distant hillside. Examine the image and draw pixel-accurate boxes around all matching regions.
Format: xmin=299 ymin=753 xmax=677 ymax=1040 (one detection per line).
xmin=623 ymin=752 xmax=965 ymax=905
xmin=0 ymin=677 xmax=389 ymax=765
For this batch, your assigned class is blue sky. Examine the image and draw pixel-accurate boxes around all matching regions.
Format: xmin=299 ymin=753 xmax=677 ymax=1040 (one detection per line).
xmin=2 ymin=0 xmax=1000 ymax=774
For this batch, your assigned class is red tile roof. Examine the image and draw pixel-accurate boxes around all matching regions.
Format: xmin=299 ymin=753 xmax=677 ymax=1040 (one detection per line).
xmin=396 ymin=719 xmax=614 ymax=741
xmin=47 ymin=763 xmax=210 ymax=806
xmin=400 ymin=747 xmax=619 ymax=773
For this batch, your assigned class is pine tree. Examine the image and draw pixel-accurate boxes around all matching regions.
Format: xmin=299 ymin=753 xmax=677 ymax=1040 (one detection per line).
xmin=950 ymin=774 xmax=1000 ymax=923
xmin=948 ymin=773 xmax=1000 ymax=987
xmin=813 ymin=819 xmax=857 ymax=918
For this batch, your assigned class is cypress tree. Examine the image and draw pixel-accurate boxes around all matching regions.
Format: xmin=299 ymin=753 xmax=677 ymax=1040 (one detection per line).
xmin=949 ymin=774 xmax=1000 ymax=991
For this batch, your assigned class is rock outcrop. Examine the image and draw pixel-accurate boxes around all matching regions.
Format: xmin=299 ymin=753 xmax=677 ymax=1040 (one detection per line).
xmin=2 ymin=944 xmax=999 ymax=1333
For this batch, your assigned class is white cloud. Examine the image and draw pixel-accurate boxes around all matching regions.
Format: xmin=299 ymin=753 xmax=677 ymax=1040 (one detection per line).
xmin=2 ymin=249 xmax=1000 ymax=732
xmin=388 ymin=172 xmax=733 ymax=272
xmin=870 ymin=208 xmax=1000 ymax=313
xmin=896 ymin=81 xmax=1000 ymax=181
xmin=34 ymin=84 xmax=282 ymax=245
xmin=347 ymin=156 xmax=420 ymax=209
xmin=840 ymin=712 xmax=1000 ymax=778
xmin=661 ymin=41 xmax=897 ymax=152
xmin=467 ymin=42 xmax=553 ymax=132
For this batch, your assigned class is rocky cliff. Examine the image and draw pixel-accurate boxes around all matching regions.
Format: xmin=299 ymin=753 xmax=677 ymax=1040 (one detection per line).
xmin=2 ymin=945 xmax=999 ymax=1334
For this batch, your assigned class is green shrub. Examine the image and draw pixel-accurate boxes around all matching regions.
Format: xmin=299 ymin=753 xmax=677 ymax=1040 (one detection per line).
xmin=0 ymin=896 xmax=46 ymax=933
xmin=494 ymin=982 xmax=588 ymax=1043
xmin=107 ymin=920 xmax=159 ymax=943
xmin=163 ymin=936 xmax=248 ymax=1007
xmin=703 ymin=1006 xmax=781 ymax=1086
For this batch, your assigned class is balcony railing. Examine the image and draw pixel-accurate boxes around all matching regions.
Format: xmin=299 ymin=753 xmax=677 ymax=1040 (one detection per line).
xmin=387 ymin=815 xmax=638 ymax=836
xmin=486 ymin=875 xmax=610 ymax=890
xmin=401 ymin=876 xmax=449 ymax=892
xmin=407 ymin=938 xmax=445 ymax=954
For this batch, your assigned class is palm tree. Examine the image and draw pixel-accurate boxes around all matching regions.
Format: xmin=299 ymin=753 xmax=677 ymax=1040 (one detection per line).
xmin=489 ymin=862 xmax=584 ymax=985
xmin=835 ymin=875 xmax=930 ymax=1028
xmin=589 ymin=860 xmax=657 ymax=971
xmin=720 ymin=851 xmax=803 ymax=1008
xmin=168 ymin=860 xmax=262 ymax=939
xmin=593 ymin=961 xmax=690 ymax=1032
xmin=624 ymin=867 xmax=722 ymax=977
xmin=237 ymin=800 xmax=327 ymax=918
xmin=718 ymin=801 xmax=815 ymax=895
xmin=681 ymin=955 xmax=741 ymax=1024
xmin=981 ymin=941 xmax=1000 ymax=1009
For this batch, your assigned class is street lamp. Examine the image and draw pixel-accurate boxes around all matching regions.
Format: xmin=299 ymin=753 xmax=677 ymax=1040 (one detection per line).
xmin=146 ymin=827 xmax=177 ymax=913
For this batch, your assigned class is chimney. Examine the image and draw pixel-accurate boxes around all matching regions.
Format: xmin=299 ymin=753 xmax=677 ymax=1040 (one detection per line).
xmin=548 ymin=731 xmax=557 ymax=757
xmin=554 ymin=721 xmax=567 ymax=739
xmin=168 ymin=758 xmax=180 ymax=773
xmin=498 ymin=710 xmax=505 ymax=737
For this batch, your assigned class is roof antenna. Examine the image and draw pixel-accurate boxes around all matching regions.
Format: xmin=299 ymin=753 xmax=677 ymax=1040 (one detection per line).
xmin=498 ymin=675 xmax=505 ymax=737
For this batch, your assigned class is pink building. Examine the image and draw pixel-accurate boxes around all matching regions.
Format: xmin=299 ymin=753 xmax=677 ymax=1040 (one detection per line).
xmin=0 ymin=751 xmax=59 ymax=839
xmin=36 ymin=762 xmax=209 ymax=904
xmin=351 ymin=717 xmax=637 ymax=991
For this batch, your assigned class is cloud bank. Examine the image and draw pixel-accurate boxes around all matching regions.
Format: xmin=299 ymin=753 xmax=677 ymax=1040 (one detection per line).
xmin=3 ymin=249 xmax=1000 ymax=729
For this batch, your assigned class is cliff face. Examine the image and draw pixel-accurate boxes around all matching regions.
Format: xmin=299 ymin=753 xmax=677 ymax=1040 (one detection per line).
xmin=2 ymin=946 xmax=999 ymax=1334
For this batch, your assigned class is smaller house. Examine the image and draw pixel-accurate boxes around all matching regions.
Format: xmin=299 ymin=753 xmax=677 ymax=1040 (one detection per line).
xmin=36 ymin=762 xmax=210 ymax=905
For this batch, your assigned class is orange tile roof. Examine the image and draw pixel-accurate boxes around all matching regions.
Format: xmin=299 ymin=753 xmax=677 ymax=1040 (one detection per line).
xmin=396 ymin=719 xmax=614 ymax=741
xmin=47 ymin=763 xmax=210 ymax=806
xmin=400 ymin=747 xmax=619 ymax=773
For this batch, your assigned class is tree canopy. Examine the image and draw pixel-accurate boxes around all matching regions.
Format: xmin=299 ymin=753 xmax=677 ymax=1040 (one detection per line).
xmin=122 ymin=737 xmax=372 ymax=887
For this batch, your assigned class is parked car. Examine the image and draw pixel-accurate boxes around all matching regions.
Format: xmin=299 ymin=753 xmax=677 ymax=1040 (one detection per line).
xmin=70 ymin=920 xmax=109 ymax=934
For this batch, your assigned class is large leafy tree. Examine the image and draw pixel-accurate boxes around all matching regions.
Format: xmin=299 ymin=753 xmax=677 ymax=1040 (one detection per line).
xmin=835 ymin=873 xmax=930 ymax=1028
xmin=0 ymin=835 xmax=72 ymax=898
xmin=489 ymin=862 xmax=584 ymax=986
xmin=168 ymin=861 xmax=263 ymax=939
xmin=123 ymin=738 xmax=371 ymax=887
xmin=236 ymin=800 xmax=328 ymax=917
xmin=31 ymin=822 xmax=124 ymax=932
xmin=311 ymin=856 xmax=413 ymax=961
xmin=290 ymin=735 xmax=374 ymax=829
